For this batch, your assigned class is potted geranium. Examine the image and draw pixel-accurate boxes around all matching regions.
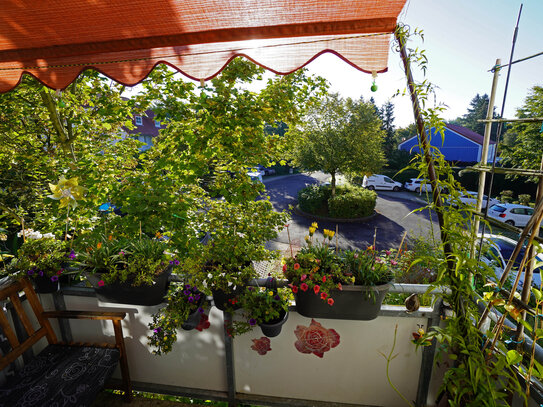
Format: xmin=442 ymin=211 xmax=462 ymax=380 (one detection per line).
xmin=77 ymin=234 xmax=176 ymax=305
xmin=147 ymin=282 xmax=207 ymax=355
xmin=7 ymin=229 xmax=73 ymax=293
xmin=283 ymin=223 xmax=394 ymax=320
xmin=238 ymin=279 xmax=290 ymax=338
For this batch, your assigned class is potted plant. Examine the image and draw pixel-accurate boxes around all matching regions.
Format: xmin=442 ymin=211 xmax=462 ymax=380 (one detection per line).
xmin=185 ymin=199 xmax=288 ymax=312
xmin=147 ymin=282 xmax=207 ymax=355
xmin=7 ymin=229 xmax=73 ymax=293
xmin=77 ymin=234 xmax=176 ymax=305
xmin=238 ymin=279 xmax=290 ymax=338
xmin=283 ymin=223 xmax=394 ymax=320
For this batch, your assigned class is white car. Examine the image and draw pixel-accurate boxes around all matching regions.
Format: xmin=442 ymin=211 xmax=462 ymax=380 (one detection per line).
xmin=459 ymin=191 xmax=500 ymax=208
xmin=362 ymin=174 xmax=402 ymax=191
xmin=403 ymin=178 xmax=430 ymax=193
xmin=488 ymin=203 xmax=534 ymax=227
xmin=479 ymin=234 xmax=543 ymax=290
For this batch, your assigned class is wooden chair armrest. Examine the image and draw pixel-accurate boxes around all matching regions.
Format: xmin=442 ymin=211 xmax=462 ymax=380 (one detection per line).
xmin=42 ymin=310 xmax=126 ymax=321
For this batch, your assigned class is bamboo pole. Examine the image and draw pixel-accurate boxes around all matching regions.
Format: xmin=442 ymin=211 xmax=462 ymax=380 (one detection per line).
xmin=471 ymin=59 xmax=501 ymax=259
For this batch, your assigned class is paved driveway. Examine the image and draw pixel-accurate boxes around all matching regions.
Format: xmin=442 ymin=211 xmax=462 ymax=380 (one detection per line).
xmin=263 ymin=173 xmax=439 ymax=256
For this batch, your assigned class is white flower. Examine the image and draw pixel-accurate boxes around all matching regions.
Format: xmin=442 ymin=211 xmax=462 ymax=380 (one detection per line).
xmin=207 ymin=273 xmax=213 ymax=279
xmin=228 ymin=281 xmax=232 ymax=287
xmin=27 ymin=230 xmax=43 ymax=240
xmin=17 ymin=228 xmax=34 ymax=237
xmin=42 ymin=233 xmax=55 ymax=239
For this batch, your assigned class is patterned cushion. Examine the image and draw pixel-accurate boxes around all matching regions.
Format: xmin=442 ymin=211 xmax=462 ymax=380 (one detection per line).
xmin=0 ymin=344 xmax=120 ymax=407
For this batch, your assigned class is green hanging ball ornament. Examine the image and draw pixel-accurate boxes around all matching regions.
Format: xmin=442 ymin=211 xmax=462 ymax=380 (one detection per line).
xmin=371 ymin=82 xmax=378 ymax=92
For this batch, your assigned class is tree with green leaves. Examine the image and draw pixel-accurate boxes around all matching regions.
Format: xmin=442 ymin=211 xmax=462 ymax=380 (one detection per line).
xmin=501 ymin=85 xmax=543 ymax=174
xmin=452 ymin=93 xmax=500 ymax=138
xmin=379 ymin=100 xmax=396 ymax=158
xmin=289 ymin=94 xmax=385 ymax=197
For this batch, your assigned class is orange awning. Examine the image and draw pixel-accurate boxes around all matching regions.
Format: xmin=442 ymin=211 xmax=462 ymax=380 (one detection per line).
xmin=0 ymin=0 xmax=407 ymax=92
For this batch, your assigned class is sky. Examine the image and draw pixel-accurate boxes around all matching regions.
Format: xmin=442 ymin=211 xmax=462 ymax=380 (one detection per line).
xmin=303 ymin=0 xmax=543 ymax=128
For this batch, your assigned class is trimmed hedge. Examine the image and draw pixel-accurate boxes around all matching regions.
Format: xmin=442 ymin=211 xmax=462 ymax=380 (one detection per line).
xmin=328 ymin=187 xmax=376 ymax=218
xmin=298 ymin=184 xmax=376 ymax=219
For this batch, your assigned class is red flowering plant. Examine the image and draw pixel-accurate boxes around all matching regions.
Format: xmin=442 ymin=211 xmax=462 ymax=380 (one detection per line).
xmin=283 ymin=223 xmax=351 ymax=306
xmin=283 ymin=223 xmax=396 ymax=306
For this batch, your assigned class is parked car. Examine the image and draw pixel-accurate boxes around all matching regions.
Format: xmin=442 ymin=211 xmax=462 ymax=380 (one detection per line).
xmin=404 ymin=178 xmax=449 ymax=194
xmin=479 ymin=234 xmax=543 ymax=289
xmin=404 ymin=178 xmax=430 ymax=193
xmin=362 ymin=174 xmax=402 ymax=191
xmin=458 ymin=191 xmax=500 ymax=208
xmin=255 ymin=165 xmax=276 ymax=176
xmin=488 ymin=203 xmax=534 ymax=227
xmin=247 ymin=171 xmax=263 ymax=183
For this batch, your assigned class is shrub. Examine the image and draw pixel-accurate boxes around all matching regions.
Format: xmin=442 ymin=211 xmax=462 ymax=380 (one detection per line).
xmin=327 ymin=187 xmax=376 ymax=218
xmin=298 ymin=184 xmax=330 ymax=214
xmin=518 ymin=194 xmax=531 ymax=206
xmin=500 ymin=190 xmax=514 ymax=203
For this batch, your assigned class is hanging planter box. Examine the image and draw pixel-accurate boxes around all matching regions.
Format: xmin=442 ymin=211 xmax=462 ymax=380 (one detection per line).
xmin=295 ymin=283 xmax=392 ymax=320
xmin=85 ymin=268 xmax=172 ymax=306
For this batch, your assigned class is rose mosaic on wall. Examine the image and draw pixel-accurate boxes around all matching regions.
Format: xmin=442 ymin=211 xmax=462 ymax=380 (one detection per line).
xmin=251 ymin=337 xmax=272 ymax=355
xmin=294 ymin=319 xmax=340 ymax=358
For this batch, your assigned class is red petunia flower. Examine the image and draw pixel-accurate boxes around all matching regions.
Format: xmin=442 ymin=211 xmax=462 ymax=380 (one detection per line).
xmin=292 ymin=285 xmax=299 ymax=293
xmin=294 ymin=263 xmax=300 ymax=270
xmin=313 ymin=285 xmax=320 ymax=294
xmin=300 ymin=283 xmax=308 ymax=292
xmin=322 ymin=275 xmax=326 ymax=282
xmin=283 ymin=264 xmax=287 ymax=273
xmin=337 ymin=283 xmax=343 ymax=291
xmin=327 ymin=298 xmax=334 ymax=306
xmin=98 ymin=280 xmax=105 ymax=287
xmin=320 ymin=292 xmax=328 ymax=300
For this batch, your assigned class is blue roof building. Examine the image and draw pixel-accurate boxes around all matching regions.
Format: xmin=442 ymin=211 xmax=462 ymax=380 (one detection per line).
xmin=397 ymin=123 xmax=496 ymax=163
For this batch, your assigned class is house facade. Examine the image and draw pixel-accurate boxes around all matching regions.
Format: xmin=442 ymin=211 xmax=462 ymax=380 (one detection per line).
xmin=124 ymin=110 xmax=166 ymax=151
xmin=397 ymin=123 xmax=496 ymax=163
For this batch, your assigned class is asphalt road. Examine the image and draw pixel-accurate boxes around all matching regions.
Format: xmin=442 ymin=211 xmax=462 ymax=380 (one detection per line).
xmin=263 ymin=173 xmax=440 ymax=256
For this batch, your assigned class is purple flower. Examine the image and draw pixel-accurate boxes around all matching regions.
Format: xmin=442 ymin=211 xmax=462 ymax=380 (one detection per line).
xmin=194 ymin=294 xmax=201 ymax=301
xmin=184 ymin=284 xmax=191 ymax=290
xmin=198 ymin=307 xmax=204 ymax=314
xmin=248 ymin=287 xmax=254 ymax=291
xmin=188 ymin=296 xmax=194 ymax=303
xmin=154 ymin=327 xmax=162 ymax=333
xmin=38 ymin=270 xmax=44 ymax=277
xmin=183 ymin=290 xmax=190 ymax=296
xmin=68 ymin=250 xmax=76 ymax=259
xmin=249 ymin=318 xmax=257 ymax=326
xmin=27 ymin=269 xmax=34 ymax=276
xmin=274 ymin=295 xmax=280 ymax=301
xmin=51 ymin=275 xmax=59 ymax=282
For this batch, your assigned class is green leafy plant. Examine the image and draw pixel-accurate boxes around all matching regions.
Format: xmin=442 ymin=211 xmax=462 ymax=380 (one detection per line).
xmin=239 ymin=283 xmax=290 ymax=327
xmin=8 ymin=232 xmax=71 ymax=282
xmin=77 ymin=235 xmax=172 ymax=286
xmin=147 ymin=282 xmax=206 ymax=355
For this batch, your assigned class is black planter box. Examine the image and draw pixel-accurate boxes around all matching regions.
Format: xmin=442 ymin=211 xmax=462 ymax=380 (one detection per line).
xmin=295 ymin=283 xmax=391 ymax=320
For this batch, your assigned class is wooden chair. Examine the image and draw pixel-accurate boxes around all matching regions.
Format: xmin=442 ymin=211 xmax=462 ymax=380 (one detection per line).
xmin=0 ymin=277 xmax=132 ymax=405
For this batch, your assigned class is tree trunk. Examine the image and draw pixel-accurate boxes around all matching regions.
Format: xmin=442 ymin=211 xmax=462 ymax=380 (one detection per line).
xmin=330 ymin=172 xmax=336 ymax=198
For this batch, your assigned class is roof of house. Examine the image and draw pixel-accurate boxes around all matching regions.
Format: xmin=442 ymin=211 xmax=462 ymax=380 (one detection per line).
xmin=446 ymin=123 xmax=496 ymax=145
xmin=398 ymin=123 xmax=496 ymax=148
xmin=125 ymin=110 xmax=166 ymax=137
